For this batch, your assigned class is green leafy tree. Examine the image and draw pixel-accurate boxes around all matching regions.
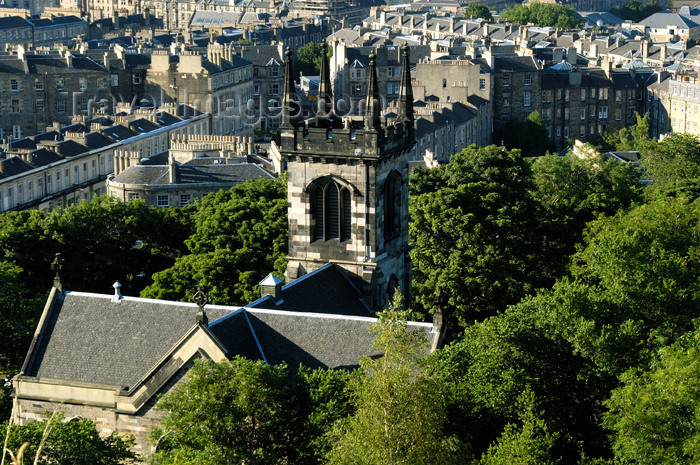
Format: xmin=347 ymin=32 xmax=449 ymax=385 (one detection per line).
xmin=601 ymin=112 xmax=653 ymax=153
xmin=565 ymin=196 xmax=700 ymax=373
xmin=141 ymin=177 xmax=287 ymax=305
xmin=410 ymin=145 xmax=550 ymax=329
xmin=427 ymin=287 xmax=611 ymax=461
xmin=0 ymin=261 xmax=44 ymax=376
xmin=495 ymin=111 xmax=552 ymax=157
xmin=2 ymin=413 xmax=136 ymax=465
xmin=0 ymin=197 xmax=191 ymax=296
xmin=531 ymin=151 xmax=641 ymax=275
xmin=501 ymin=3 xmax=582 ymax=28
xmin=604 ymin=326 xmax=700 ymax=465
xmin=294 ymin=367 xmax=358 ymax=463
xmin=327 ymin=293 xmax=466 ymax=465
xmin=465 ymin=4 xmax=492 ymax=20
xmin=152 ymin=358 xmax=298 ymax=465
xmin=611 ymin=0 xmax=662 ymax=22
xmin=641 ymin=132 xmax=700 ymax=198
xmin=478 ymin=391 xmax=560 ymax=465
xmin=46 ymin=196 xmax=191 ymax=294
xmin=295 ymin=42 xmax=331 ymax=76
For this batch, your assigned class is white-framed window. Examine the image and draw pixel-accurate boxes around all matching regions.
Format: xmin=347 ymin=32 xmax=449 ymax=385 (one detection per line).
xmin=56 ymin=171 xmax=61 ymax=190
xmin=524 ymin=73 xmax=532 ymax=86
xmin=36 ymin=99 xmax=44 ymax=112
xmin=12 ymin=124 xmax=20 ymax=140
xmin=598 ymin=106 xmax=608 ymax=119
xmin=27 ymin=180 xmax=33 ymax=200
xmin=523 ymin=91 xmax=531 ymax=107
xmin=180 ymin=194 xmax=192 ymax=207
xmin=479 ymin=79 xmax=485 ymax=90
xmin=503 ymin=74 xmax=510 ymax=87
xmin=128 ymin=193 xmax=140 ymax=200
xmin=581 ymin=107 xmax=586 ymax=119
xmin=79 ymin=77 xmax=87 ymax=91
xmin=56 ymin=98 xmax=66 ymax=113
xmin=17 ymin=184 xmax=23 ymax=204
xmin=35 ymin=78 xmax=43 ymax=91
xmin=46 ymin=174 xmax=52 ymax=194
xmin=56 ymin=78 xmax=64 ymax=91
xmin=10 ymin=79 xmax=18 ymax=91
xmin=74 ymin=165 xmax=79 ymax=184
xmin=157 ymin=194 xmax=169 ymax=207
xmin=11 ymin=100 xmax=19 ymax=114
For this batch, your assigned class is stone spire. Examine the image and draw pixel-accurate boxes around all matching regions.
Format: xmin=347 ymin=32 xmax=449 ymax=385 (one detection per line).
xmin=397 ymin=43 xmax=414 ymax=140
xmin=281 ymin=48 xmax=300 ymax=129
xmin=317 ymin=41 xmax=333 ymax=124
xmin=364 ymin=51 xmax=381 ymax=130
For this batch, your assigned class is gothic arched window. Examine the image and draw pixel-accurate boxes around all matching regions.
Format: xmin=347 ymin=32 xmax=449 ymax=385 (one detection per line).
xmin=383 ymin=171 xmax=403 ymax=240
xmin=310 ymin=178 xmax=352 ymax=242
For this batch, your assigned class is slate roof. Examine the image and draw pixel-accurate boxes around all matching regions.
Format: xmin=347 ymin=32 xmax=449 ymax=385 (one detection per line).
xmin=102 ymin=125 xmax=138 ymax=142
xmin=248 ymin=263 xmax=373 ymax=317
xmin=128 ymin=118 xmax=160 ymax=133
xmin=110 ymin=165 xmax=165 ymax=185
xmin=243 ymin=310 xmax=382 ymax=370
xmin=54 ymin=140 xmax=88 ymax=157
xmin=111 ymin=163 xmax=273 ymax=186
xmin=24 ymin=292 xmax=235 ymax=387
xmin=492 ymin=55 xmax=539 ymax=72
xmin=82 ymin=132 xmax=115 ymax=150
xmin=24 ymin=286 xmax=437 ymax=384
xmin=0 ymin=156 xmax=34 ymax=178
xmin=639 ymin=10 xmax=700 ymax=28
xmin=29 ymin=148 xmax=63 ymax=167
xmin=0 ymin=16 xmax=31 ymax=30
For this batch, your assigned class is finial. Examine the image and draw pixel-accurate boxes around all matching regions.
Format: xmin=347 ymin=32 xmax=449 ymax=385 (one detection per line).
xmin=51 ymin=253 xmax=63 ymax=292
xmin=112 ymin=281 xmax=123 ymax=302
xmin=285 ymin=48 xmax=292 ymax=59
xmin=193 ymin=288 xmax=210 ymax=325
xmin=369 ymin=51 xmax=376 ymax=63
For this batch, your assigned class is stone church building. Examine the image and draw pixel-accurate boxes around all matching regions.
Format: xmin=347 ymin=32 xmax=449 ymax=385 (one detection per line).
xmin=282 ymin=41 xmax=415 ymax=310
xmin=10 ymin=42 xmax=430 ymax=456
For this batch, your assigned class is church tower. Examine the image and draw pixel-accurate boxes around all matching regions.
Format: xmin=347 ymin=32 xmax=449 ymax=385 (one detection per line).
xmin=281 ymin=44 xmax=415 ymax=309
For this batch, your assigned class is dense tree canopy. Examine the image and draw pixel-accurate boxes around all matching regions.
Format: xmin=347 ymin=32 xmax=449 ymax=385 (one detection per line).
xmin=500 ymin=3 xmax=583 ymax=28
xmin=141 ymin=176 xmax=287 ymax=305
xmin=605 ymin=326 xmax=700 ymax=465
xmin=465 ymin=3 xmax=492 ymax=20
xmin=2 ymin=413 xmax=136 ymax=465
xmin=494 ymin=111 xmax=552 ymax=157
xmin=327 ymin=294 xmax=466 ymax=465
xmin=610 ymin=0 xmax=663 ymax=22
xmin=409 ymin=145 xmax=551 ymax=328
xmin=295 ymin=42 xmax=331 ymax=77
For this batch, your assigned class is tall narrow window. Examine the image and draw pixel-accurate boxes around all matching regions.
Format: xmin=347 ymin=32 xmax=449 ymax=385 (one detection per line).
xmin=310 ymin=177 xmax=353 ymax=242
xmin=312 ymin=188 xmax=324 ymax=240
xmin=384 ymin=172 xmax=402 ymax=240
